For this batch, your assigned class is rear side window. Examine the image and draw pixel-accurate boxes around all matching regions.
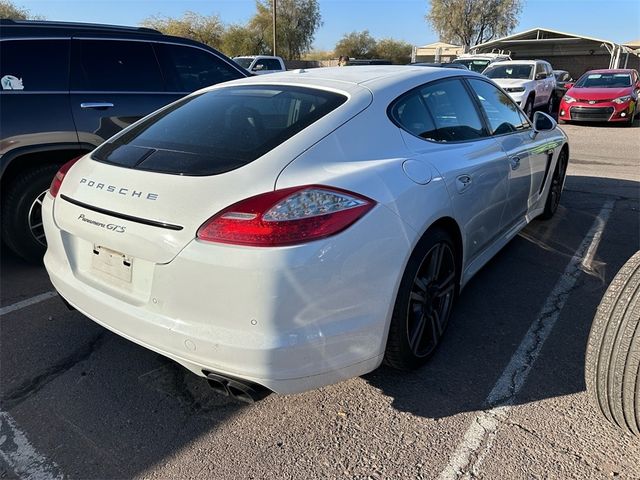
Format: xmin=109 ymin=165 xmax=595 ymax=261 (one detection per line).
xmin=467 ymin=79 xmax=530 ymax=135
xmin=0 ymin=40 xmax=69 ymax=91
xmin=72 ymin=40 xmax=164 ymax=92
xmin=391 ymin=78 xmax=487 ymax=142
xmin=156 ymin=43 xmax=243 ymax=92
xmin=92 ymin=85 xmax=347 ymax=175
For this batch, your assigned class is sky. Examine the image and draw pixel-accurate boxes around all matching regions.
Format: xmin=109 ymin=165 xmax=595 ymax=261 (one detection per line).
xmin=13 ymin=0 xmax=640 ymax=50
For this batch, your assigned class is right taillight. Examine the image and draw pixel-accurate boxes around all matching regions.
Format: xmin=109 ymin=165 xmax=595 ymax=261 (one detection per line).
xmin=49 ymin=156 xmax=82 ymax=197
xmin=197 ymin=185 xmax=376 ymax=247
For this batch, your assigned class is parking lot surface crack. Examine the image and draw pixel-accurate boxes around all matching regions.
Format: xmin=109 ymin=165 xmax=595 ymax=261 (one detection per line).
xmin=2 ymin=332 xmax=106 ymax=411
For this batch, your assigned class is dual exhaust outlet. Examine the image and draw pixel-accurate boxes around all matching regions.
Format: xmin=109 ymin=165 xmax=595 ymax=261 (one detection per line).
xmin=204 ymin=371 xmax=271 ymax=403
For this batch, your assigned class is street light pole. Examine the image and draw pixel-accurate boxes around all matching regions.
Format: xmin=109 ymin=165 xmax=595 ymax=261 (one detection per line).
xmin=272 ymin=0 xmax=277 ymax=56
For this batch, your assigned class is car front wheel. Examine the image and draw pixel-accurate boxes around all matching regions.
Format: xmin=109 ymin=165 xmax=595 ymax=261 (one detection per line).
xmin=384 ymin=227 xmax=458 ymax=370
xmin=523 ymin=97 xmax=534 ymax=120
xmin=1 ymin=164 xmax=59 ymax=262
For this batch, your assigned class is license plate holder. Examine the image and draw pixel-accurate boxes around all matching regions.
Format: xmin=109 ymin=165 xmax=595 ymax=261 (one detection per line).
xmin=91 ymin=245 xmax=133 ymax=282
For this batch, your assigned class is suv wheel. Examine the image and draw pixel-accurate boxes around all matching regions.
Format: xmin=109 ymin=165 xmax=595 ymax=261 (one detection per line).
xmin=523 ymin=96 xmax=534 ymax=120
xmin=1 ymin=164 xmax=60 ymax=262
xmin=547 ymin=95 xmax=555 ymax=115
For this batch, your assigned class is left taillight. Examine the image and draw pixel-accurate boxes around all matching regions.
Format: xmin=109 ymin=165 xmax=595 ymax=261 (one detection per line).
xmin=49 ymin=156 xmax=82 ymax=198
xmin=197 ymin=185 xmax=376 ymax=247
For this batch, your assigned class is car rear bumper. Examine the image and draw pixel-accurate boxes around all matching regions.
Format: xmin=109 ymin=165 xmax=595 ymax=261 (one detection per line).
xmin=558 ymin=100 xmax=635 ymax=122
xmin=42 ymin=194 xmax=411 ymax=394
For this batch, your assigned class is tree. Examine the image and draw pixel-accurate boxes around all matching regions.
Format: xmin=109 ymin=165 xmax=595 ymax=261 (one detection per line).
xmin=302 ymin=49 xmax=334 ymax=61
xmin=220 ymin=24 xmax=268 ymax=57
xmin=426 ymin=0 xmax=522 ymax=49
xmin=250 ymin=0 xmax=322 ymax=59
xmin=376 ymin=38 xmax=413 ymax=64
xmin=142 ymin=11 xmax=225 ymax=50
xmin=334 ymin=30 xmax=378 ymax=59
xmin=0 ymin=0 xmax=43 ymax=19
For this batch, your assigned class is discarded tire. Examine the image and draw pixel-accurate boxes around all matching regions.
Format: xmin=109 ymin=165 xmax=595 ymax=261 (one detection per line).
xmin=585 ymin=251 xmax=640 ymax=436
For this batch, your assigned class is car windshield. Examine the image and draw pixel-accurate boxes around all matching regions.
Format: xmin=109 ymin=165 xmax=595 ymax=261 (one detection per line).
xmin=484 ymin=65 xmax=533 ymax=80
xmin=451 ymin=59 xmax=490 ymax=73
xmin=575 ymin=73 xmax=632 ymax=88
xmin=92 ymin=85 xmax=347 ymax=176
xmin=233 ymin=57 xmax=253 ymax=69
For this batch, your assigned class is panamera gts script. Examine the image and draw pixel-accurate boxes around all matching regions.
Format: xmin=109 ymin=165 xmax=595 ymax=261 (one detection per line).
xmin=79 ymin=178 xmax=159 ymax=200
xmin=78 ymin=214 xmax=126 ymax=233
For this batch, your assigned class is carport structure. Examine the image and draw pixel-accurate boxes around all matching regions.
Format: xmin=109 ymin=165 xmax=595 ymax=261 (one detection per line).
xmin=471 ymin=27 xmax=639 ymax=79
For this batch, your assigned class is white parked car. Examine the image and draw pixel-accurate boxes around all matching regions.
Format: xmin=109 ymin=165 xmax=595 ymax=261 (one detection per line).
xmin=483 ymin=60 xmax=556 ymax=118
xmin=451 ymin=52 xmax=511 ymax=73
xmin=43 ymin=67 xmax=569 ymax=401
xmin=232 ymin=55 xmax=286 ymax=75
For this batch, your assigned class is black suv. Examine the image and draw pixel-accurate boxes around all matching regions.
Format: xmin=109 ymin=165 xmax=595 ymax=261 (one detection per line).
xmin=0 ymin=20 xmax=248 ymax=261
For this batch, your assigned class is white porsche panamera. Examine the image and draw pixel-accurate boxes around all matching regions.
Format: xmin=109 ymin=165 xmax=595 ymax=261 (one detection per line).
xmin=43 ymin=66 xmax=568 ymax=401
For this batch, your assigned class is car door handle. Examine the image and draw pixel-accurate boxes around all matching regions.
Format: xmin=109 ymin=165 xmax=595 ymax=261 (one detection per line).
xmin=80 ymin=102 xmax=114 ymax=110
xmin=510 ymin=156 xmax=521 ymax=170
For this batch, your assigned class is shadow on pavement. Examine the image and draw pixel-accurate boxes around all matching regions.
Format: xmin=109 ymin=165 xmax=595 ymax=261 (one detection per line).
xmin=365 ymin=175 xmax=639 ymax=419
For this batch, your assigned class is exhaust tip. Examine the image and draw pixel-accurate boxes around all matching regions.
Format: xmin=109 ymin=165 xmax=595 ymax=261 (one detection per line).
xmin=204 ymin=371 xmax=270 ymax=403
xmin=206 ymin=377 xmax=230 ymax=397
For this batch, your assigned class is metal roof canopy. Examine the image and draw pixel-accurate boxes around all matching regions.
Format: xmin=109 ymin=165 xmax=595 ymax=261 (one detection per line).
xmin=471 ymin=27 xmax=635 ymax=69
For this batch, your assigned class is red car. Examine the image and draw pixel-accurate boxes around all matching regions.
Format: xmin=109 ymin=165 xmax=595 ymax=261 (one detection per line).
xmin=558 ymin=69 xmax=639 ymax=125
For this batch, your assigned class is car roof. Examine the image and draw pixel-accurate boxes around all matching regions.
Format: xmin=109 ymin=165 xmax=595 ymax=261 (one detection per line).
xmin=585 ymin=69 xmax=634 ymax=74
xmin=489 ymin=60 xmax=539 ymax=66
xmin=202 ymin=66 xmax=484 ymax=101
xmin=0 ymin=19 xmax=161 ymax=37
xmin=244 ymin=65 xmax=475 ymax=85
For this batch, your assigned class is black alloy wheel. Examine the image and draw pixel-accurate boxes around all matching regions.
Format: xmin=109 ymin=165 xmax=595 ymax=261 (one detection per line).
xmin=540 ymin=148 xmax=568 ymax=219
xmin=406 ymin=242 xmax=456 ymax=358
xmin=384 ymin=227 xmax=458 ymax=370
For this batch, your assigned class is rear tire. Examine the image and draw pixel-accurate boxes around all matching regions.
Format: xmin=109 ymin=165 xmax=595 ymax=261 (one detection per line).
xmin=384 ymin=228 xmax=458 ymax=370
xmin=539 ymin=148 xmax=568 ymax=220
xmin=1 ymin=164 xmax=59 ymax=263
xmin=585 ymin=251 xmax=640 ymax=436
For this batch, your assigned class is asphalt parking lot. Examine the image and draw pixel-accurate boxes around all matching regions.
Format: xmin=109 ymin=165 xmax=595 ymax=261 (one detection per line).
xmin=1 ymin=121 xmax=639 ymax=480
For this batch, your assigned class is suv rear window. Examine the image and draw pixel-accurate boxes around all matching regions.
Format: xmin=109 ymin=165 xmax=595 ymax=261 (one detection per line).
xmin=0 ymin=40 xmax=69 ymax=91
xmin=92 ymin=85 xmax=347 ymax=175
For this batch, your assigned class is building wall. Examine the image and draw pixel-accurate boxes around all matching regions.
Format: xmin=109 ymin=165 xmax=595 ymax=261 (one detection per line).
xmin=510 ymin=53 xmax=640 ymax=79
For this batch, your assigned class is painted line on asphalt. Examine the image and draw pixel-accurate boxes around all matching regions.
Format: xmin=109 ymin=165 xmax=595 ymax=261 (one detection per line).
xmin=0 ymin=291 xmax=58 ymax=316
xmin=437 ymin=199 xmax=615 ymax=480
xmin=0 ymin=411 xmax=64 ymax=480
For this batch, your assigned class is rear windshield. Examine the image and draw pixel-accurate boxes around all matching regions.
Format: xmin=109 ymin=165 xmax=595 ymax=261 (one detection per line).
xmin=451 ymin=59 xmax=490 ymax=73
xmin=233 ymin=58 xmax=253 ymax=69
xmin=92 ymin=85 xmax=347 ymax=176
xmin=575 ymin=72 xmax=632 ymax=88
xmin=484 ymin=65 xmax=533 ymax=80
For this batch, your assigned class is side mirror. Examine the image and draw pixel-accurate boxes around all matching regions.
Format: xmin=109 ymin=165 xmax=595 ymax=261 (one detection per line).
xmin=564 ymin=82 xmax=574 ymax=90
xmin=531 ymin=111 xmax=557 ymax=136
xmin=535 ymin=72 xmax=547 ymax=80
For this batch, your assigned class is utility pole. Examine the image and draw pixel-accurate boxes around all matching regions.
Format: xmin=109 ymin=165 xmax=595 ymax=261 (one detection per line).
xmin=272 ymin=0 xmax=277 ymax=56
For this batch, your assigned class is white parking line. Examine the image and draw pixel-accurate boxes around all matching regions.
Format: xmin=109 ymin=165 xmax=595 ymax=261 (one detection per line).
xmin=0 ymin=411 xmax=64 ymax=480
xmin=0 ymin=291 xmax=58 ymax=316
xmin=437 ymin=199 xmax=615 ymax=480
